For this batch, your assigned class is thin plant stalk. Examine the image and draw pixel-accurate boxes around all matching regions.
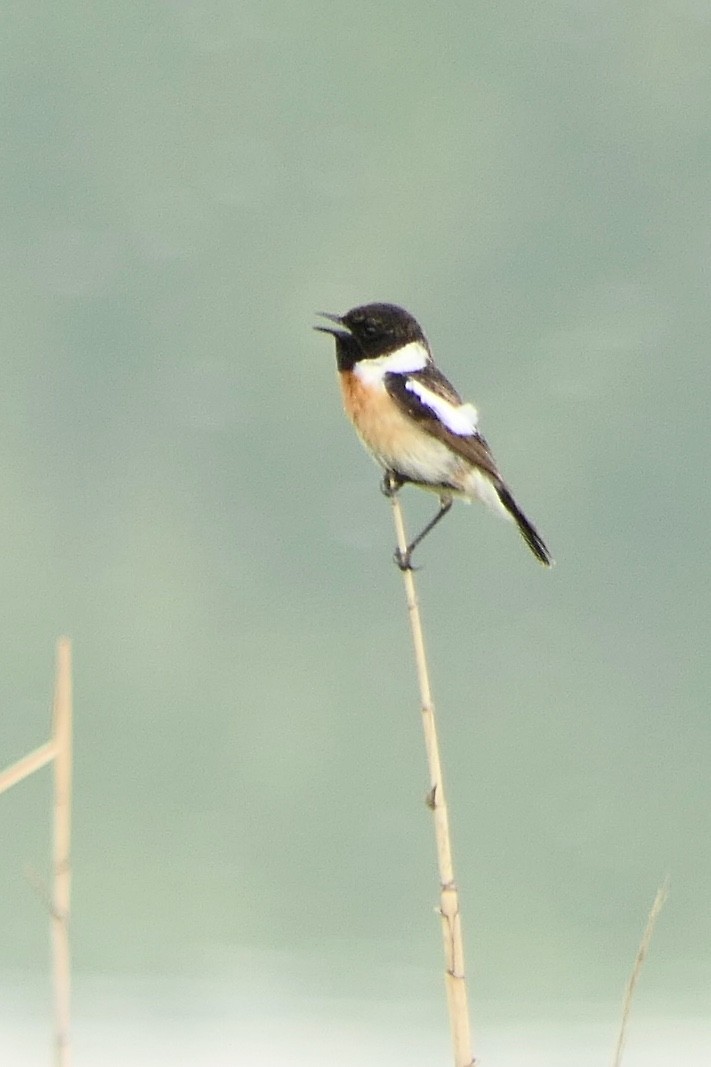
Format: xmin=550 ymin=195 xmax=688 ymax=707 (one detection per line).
xmin=389 ymin=493 xmax=474 ymax=1067
xmin=0 ymin=741 xmax=56 ymax=795
xmin=612 ymin=880 xmax=669 ymax=1067
xmin=51 ymin=637 xmax=73 ymax=1067
xmin=0 ymin=638 xmax=74 ymax=1066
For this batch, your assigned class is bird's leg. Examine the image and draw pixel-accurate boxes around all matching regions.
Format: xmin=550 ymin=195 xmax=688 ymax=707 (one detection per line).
xmin=380 ymin=470 xmax=404 ymax=498
xmin=394 ymin=495 xmax=453 ymax=571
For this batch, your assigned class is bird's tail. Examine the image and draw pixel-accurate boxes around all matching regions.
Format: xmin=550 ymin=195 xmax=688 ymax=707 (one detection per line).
xmin=497 ymin=485 xmax=553 ymax=566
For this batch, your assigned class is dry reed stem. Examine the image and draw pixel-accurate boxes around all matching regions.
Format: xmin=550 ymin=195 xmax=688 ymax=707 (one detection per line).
xmin=612 ymin=879 xmax=669 ymax=1067
xmin=0 ymin=740 xmax=57 ymax=795
xmin=52 ymin=637 xmax=73 ymax=1067
xmin=389 ymin=493 xmax=475 ymax=1067
xmin=0 ymin=639 xmax=73 ymax=1066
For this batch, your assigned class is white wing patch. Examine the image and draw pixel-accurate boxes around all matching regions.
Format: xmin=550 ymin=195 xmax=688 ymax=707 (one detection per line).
xmin=405 ymin=379 xmax=479 ymax=436
xmin=353 ymin=341 xmax=429 ymax=387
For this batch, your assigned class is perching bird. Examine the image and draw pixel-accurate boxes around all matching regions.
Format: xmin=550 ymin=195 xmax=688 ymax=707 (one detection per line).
xmin=316 ymin=302 xmax=552 ymax=570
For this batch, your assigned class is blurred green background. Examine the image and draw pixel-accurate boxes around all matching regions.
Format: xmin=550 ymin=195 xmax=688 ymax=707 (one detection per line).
xmin=1 ymin=1 xmax=710 ymax=1063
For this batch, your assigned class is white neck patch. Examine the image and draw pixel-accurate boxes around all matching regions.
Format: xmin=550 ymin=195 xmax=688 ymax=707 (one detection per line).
xmin=353 ymin=340 xmax=429 ymax=387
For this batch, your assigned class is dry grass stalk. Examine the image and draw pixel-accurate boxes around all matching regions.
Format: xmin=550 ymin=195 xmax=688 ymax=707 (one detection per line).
xmin=0 ymin=740 xmax=57 ymax=795
xmin=612 ymin=879 xmax=669 ymax=1067
xmin=388 ymin=493 xmax=475 ymax=1067
xmin=0 ymin=638 xmax=74 ymax=1065
xmin=51 ymin=637 xmax=73 ymax=1067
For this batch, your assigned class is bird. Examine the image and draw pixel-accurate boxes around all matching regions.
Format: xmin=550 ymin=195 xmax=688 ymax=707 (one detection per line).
xmin=315 ymin=302 xmax=552 ymax=570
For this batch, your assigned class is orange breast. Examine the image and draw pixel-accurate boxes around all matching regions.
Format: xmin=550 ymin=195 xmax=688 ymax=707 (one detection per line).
xmin=339 ymin=371 xmax=414 ymax=456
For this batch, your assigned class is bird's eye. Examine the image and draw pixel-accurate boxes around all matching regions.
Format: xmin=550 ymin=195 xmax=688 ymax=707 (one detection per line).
xmin=363 ymin=319 xmax=379 ymax=336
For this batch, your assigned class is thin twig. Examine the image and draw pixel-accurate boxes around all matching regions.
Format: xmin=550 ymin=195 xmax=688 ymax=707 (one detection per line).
xmin=52 ymin=637 xmax=73 ymax=1067
xmin=0 ymin=640 xmax=72 ymax=1066
xmin=388 ymin=491 xmax=475 ymax=1067
xmin=612 ymin=879 xmax=669 ymax=1067
xmin=0 ymin=741 xmax=56 ymax=795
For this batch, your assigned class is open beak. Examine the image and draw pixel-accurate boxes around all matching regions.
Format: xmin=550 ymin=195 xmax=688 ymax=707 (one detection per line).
xmin=314 ymin=311 xmax=351 ymax=339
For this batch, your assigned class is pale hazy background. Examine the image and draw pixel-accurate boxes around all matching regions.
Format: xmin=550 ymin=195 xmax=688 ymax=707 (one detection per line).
xmin=1 ymin=2 xmax=710 ymax=1064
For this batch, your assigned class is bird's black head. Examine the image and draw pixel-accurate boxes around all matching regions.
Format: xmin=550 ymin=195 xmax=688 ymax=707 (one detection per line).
xmin=315 ymin=303 xmax=427 ymax=370
xmin=341 ymin=303 xmax=425 ymax=356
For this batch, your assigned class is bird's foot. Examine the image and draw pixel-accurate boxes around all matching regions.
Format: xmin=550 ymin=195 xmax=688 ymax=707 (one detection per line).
xmin=393 ymin=546 xmax=419 ymax=572
xmin=380 ymin=471 xmax=402 ymax=498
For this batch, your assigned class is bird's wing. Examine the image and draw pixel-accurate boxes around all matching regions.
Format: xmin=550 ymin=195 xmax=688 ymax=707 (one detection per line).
xmin=385 ymin=368 xmax=502 ymax=482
